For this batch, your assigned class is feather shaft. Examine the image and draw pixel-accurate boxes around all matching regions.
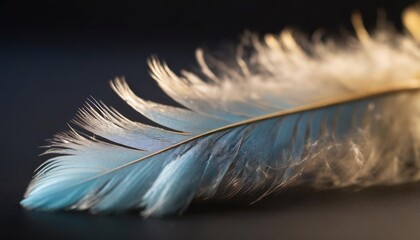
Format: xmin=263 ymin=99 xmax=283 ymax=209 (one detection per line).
xmin=97 ymin=80 xmax=420 ymax=175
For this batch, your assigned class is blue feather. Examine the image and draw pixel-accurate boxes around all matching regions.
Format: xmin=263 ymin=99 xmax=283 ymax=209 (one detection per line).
xmin=21 ymin=85 xmax=387 ymax=216
xmin=21 ymin=14 xmax=420 ymax=215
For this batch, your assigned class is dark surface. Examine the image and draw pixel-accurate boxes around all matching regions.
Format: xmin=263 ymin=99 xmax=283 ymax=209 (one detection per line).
xmin=1 ymin=0 xmax=420 ymax=239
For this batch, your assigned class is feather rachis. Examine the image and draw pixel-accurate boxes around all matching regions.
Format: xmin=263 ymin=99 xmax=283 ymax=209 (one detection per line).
xmin=21 ymin=6 xmax=420 ymax=217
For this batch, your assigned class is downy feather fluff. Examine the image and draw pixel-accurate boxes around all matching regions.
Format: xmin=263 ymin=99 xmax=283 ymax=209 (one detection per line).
xmin=22 ymin=5 xmax=420 ymax=217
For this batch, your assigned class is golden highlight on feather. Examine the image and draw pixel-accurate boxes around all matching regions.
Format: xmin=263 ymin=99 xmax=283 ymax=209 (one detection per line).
xmin=351 ymin=11 xmax=371 ymax=44
xmin=403 ymin=4 xmax=420 ymax=41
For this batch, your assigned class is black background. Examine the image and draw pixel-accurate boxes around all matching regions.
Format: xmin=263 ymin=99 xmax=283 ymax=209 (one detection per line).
xmin=1 ymin=0 xmax=420 ymax=239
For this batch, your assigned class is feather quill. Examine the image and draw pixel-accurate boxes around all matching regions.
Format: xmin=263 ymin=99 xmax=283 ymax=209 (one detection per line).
xmin=21 ymin=6 xmax=420 ymax=217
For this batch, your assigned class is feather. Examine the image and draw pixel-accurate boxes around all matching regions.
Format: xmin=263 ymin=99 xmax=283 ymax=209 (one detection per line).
xmin=21 ymin=6 xmax=420 ymax=217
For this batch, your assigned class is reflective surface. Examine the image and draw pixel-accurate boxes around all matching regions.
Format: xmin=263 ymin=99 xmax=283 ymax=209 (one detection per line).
xmin=1 ymin=0 xmax=420 ymax=238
